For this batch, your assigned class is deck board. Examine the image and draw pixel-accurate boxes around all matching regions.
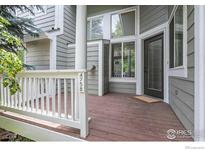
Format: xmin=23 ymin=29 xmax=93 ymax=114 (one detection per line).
xmin=0 ymin=93 xmax=193 ymax=141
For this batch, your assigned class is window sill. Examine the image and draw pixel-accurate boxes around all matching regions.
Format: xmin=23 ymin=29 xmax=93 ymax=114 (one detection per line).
xmin=169 ymin=66 xmax=188 ymax=78
xmin=109 ymin=78 xmax=136 ymax=83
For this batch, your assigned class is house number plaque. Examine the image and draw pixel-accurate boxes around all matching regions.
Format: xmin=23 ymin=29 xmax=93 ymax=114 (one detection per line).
xmin=79 ymin=73 xmax=85 ymax=93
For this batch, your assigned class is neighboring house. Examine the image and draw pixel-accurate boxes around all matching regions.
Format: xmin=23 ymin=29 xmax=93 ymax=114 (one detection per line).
xmin=0 ymin=5 xmax=205 ymax=141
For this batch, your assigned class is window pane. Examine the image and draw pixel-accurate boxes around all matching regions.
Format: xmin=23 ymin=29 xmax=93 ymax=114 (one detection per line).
xmin=169 ymin=18 xmax=174 ymax=68
xmin=112 ymin=43 xmax=122 ymax=77
xmin=175 ymin=6 xmax=183 ymax=67
xmin=112 ymin=11 xmax=135 ymax=38
xmin=91 ymin=17 xmax=103 ymax=39
xmin=123 ymin=42 xmax=135 ymax=77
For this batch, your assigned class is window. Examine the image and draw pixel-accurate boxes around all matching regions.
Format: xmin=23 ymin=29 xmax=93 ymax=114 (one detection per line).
xmin=111 ymin=11 xmax=135 ymax=38
xmin=111 ymin=41 xmax=135 ymax=78
xmin=169 ymin=5 xmax=187 ymax=77
xmin=87 ymin=16 xmax=103 ymax=40
xmin=169 ymin=6 xmax=184 ymax=68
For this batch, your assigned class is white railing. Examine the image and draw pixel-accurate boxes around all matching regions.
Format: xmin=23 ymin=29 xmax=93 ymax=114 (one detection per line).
xmin=0 ymin=70 xmax=88 ymax=138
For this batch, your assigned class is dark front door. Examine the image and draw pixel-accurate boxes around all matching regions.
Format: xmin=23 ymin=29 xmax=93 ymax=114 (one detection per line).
xmin=144 ymin=34 xmax=164 ymax=99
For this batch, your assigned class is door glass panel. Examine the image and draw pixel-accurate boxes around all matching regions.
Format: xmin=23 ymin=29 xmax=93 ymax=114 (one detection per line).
xmin=123 ymin=42 xmax=135 ymax=77
xmin=147 ymin=39 xmax=162 ymax=91
xmin=111 ymin=43 xmax=122 ymax=77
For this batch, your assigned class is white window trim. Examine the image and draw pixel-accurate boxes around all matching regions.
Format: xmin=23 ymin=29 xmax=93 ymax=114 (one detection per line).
xmin=109 ymin=38 xmax=137 ymax=82
xmin=86 ymin=6 xmax=139 ymax=83
xmin=168 ymin=5 xmax=188 ymax=78
xmin=87 ymin=6 xmax=139 ymax=41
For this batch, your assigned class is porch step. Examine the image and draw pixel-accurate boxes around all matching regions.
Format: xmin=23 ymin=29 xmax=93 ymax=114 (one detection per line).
xmin=132 ymin=95 xmax=162 ymax=104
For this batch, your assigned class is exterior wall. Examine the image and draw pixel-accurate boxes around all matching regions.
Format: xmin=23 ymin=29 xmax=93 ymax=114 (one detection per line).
xmin=87 ymin=5 xmax=133 ymax=17
xmin=140 ymin=5 xmax=168 ymax=33
xmin=17 ymin=5 xmax=55 ymax=32
xmin=26 ymin=39 xmax=50 ymax=70
xmin=169 ymin=6 xmax=195 ymax=133
xmin=109 ymin=82 xmax=136 ymax=94
xmin=67 ymin=42 xmax=100 ymax=95
xmin=56 ymin=5 xmax=76 ymax=69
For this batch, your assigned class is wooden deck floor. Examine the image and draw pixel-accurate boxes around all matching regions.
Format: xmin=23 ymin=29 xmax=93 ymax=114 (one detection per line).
xmin=0 ymin=93 xmax=193 ymax=141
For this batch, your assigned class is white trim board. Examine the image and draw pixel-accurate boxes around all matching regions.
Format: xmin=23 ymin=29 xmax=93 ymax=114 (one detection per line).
xmin=49 ymin=36 xmax=57 ymax=70
xmin=98 ymin=41 xmax=104 ymax=96
xmin=0 ymin=115 xmax=84 ymax=141
xmin=194 ymin=5 xmax=205 ymax=141
xmin=137 ymin=23 xmax=169 ymax=103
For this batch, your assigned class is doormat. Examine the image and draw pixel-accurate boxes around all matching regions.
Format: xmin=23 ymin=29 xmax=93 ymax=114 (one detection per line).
xmin=132 ymin=95 xmax=162 ymax=104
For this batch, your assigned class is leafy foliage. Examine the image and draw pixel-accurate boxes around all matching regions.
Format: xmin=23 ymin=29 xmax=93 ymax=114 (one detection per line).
xmin=0 ymin=5 xmax=43 ymax=94
xmin=0 ymin=16 xmax=23 ymax=94
xmin=0 ymin=5 xmax=42 ymax=54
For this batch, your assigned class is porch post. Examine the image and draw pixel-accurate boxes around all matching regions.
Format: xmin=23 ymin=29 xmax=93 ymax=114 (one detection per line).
xmin=194 ymin=5 xmax=205 ymax=141
xmin=75 ymin=5 xmax=88 ymax=138
xmin=75 ymin=5 xmax=87 ymax=69
xmin=136 ymin=39 xmax=143 ymax=95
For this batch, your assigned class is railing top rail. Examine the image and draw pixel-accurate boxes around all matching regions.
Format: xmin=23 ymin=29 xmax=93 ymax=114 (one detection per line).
xmin=20 ymin=69 xmax=87 ymax=74
xmin=10 ymin=69 xmax=87 ymax=78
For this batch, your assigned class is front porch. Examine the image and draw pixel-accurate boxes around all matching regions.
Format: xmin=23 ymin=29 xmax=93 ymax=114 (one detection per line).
xmin=0 ymin=93 xmax=192 ymax=141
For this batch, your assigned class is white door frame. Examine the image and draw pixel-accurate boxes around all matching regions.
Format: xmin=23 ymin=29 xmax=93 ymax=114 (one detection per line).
xmin=136 ymin=23 xmax=169 ymax=103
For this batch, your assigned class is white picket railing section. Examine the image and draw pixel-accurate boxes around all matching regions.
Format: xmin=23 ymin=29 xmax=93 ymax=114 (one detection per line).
xmin=0 ymin=70 xmax=88 ymax=138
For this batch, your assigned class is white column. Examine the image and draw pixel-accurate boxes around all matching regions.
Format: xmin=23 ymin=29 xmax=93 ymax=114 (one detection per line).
xmin=75 ymin=5 xmax=87 ymax=69
xmin=194 ymin=5 xmax=205 ymax=141
xmin=136 ymin=38 xmax=143 ymax=95
xmin=75 ymin=5 xmax=88 ymax=138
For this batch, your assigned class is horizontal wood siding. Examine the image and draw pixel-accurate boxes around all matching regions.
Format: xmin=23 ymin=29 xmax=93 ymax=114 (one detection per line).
xmin=56 ymin=5 xmax=76 ymax=70
xmin=17 ymin=5 xmax=55 ymax=32
xmin=26 ymin=39 xmax=50 ymax=70
xmin=66 ymin=43 xmax=99 ymax=95
xmin=109 ymin=82 xmax=136 ymax=94
xmin=140 ymin=5 xmax=168 ymax=33
xmin=169 ymin=6 xmax=195 ymax=133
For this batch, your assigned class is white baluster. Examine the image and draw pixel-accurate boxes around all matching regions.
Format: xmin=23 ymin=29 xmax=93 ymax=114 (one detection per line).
xmin=57 ymin=79 xmax=61 ymax=117
xmin=31 ymin=78 xmax=34 ymax=111
xmin=41 ymin=78 xmax=44 ymax=114
xmin=7 ymin=87 xmax=10 ymax=107
xmin=18 ymin=78 xmax=23 ymax=110
xmin=4 ymin=85 xmax=7 ymax=107
xmin=52 ymin=78 xmax=56 ymax=116
xmin=64 ymin=79 xmax=67 ymax=118
xmin=22 ymin=78 xmax=26 ymax=110
xmin=36 ymin=78 xmax=39 ymax=112
xmin=71 ymin=79 xmax=75 ymax=120
xmin=46 ymin=78 xmax=50 ymax=114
